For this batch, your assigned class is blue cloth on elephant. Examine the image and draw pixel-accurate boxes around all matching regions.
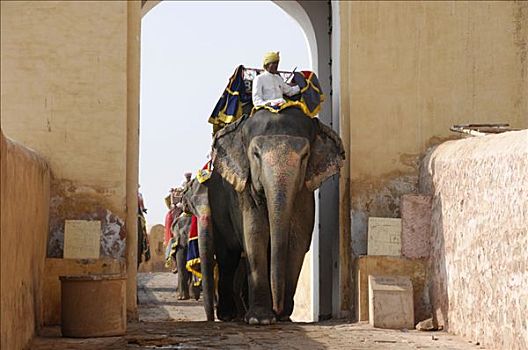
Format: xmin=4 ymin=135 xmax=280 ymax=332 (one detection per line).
xmin=210 ymin=66 xmax=325 ymax=134
xmin=209 ymin=65 xmax=252 ymax=134
xmin=186 ymin=215 xmax=201 ymax=287
xmin=292 ymin=71 xmax=324 ymax=116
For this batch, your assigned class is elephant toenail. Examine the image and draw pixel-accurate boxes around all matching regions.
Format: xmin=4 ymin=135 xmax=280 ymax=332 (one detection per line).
xmin=249 ymin=317 xmax=259 ymax=325
xmin=261 ymin=319 xmax=270 ymax=325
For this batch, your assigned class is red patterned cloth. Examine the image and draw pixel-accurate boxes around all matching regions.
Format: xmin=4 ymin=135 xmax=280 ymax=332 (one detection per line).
xmin=189 ymin=215 xmax=198 ymax=239
xmin=164 ymin=209 xmax=176 ymax=246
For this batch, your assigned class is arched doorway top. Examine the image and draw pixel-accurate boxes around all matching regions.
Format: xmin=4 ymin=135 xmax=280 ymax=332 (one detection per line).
xmin=140 ymin=0 xmax=317 ymax=71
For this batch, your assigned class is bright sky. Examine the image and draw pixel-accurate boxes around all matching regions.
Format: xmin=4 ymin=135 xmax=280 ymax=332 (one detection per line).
xmin=140 ymin=1 xmax=311 ymax=226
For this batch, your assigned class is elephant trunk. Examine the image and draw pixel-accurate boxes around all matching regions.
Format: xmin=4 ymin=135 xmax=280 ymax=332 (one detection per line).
xmin=263 ymin=165 xmax=299 ymax=317
xmin=196 ymin=206 xmax=215 ymax=321
xmin=267 ymin=192 xmax=294 ymax=317
xmin=251 ymin=136 xmax=309 ymax=318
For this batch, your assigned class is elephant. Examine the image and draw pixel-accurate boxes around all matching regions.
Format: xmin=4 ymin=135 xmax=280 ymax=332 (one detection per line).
xmin=181 ymin=177 xmax=248 ymax=321
xmin=183 ymin=108 xmax=345 ymax=324
xmin=170 ymin=213 xmax=201 ymax=301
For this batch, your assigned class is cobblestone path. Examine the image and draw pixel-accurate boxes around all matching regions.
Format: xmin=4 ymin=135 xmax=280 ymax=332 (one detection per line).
xmin=31 ymin=272 xmax=485 ymax=349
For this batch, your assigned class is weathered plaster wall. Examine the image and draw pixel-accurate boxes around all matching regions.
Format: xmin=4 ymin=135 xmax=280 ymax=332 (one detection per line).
xmin=138 ymin=225 xmax=166 ymax=273
xmin=1 ymin=130 xmax=51 ymax=350
xmin=339 ymin=2 xmax=528 ymax=313
xmin=422 ymin=130 xmax=527 ymax=349
xmin=0 ymin=1 xmax=129 ymax=259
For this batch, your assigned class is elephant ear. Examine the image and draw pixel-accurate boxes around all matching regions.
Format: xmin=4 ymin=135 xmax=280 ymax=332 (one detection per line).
xmin=212 ymin=116 xmax=249 ymax=192
xmin=305 ymin=118 xmax=346 ymax=191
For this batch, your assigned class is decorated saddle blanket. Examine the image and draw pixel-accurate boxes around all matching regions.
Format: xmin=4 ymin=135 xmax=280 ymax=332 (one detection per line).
xmin=209 ymin=66 xmax=324 ymax=133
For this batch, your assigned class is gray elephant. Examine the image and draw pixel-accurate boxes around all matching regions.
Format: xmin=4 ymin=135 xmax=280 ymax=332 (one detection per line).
xmin=171 ymin=213 xmax=201 ymax=301
xmin=182 ymin=176 xmax=248 ymax=321
xmin=183 ymin=108 xmax=344 ymax=324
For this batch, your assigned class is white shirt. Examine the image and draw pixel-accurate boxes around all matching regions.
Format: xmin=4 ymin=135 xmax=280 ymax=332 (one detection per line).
xmin=252 ymin=71 xmax=300 ymax=107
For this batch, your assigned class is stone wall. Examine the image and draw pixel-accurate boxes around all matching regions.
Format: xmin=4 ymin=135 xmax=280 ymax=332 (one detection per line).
xmin=422 ymin=130 xmax=528 ymax=349
xmin=1 ymin=130 xmax=51 ymax=350
xmin=138 ymin=225 xmax=168 ymax=273
xmin=0 ymin=1 xmax=129 ymax=260
xmin=339 ymin=1 xmax=528 ymax=267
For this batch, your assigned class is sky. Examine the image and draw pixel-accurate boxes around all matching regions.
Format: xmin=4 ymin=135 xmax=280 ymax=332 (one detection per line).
xmin=140 ymin=1 xmax=311 ymax=226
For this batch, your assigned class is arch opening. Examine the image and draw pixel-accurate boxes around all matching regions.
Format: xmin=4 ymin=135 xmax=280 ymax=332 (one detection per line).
xmin=132 ymin=0 xmax=338 ymax=323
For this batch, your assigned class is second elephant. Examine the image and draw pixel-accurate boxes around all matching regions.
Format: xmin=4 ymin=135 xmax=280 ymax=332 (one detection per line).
xmin=171 ymin=213 xmax=201 ymax=301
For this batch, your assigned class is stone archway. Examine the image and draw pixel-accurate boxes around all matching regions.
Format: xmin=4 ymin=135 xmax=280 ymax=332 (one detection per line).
xmin=127 ymin=0 xmax=345 ymax=321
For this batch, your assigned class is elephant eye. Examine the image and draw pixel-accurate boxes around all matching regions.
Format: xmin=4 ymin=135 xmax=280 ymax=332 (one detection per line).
xmin=253 ymin=151 xmax=260 ymax=159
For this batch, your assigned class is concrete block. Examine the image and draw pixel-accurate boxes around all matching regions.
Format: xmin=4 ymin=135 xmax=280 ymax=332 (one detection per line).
xmin=368 ymin=275 xmax=414 ymax=329
xmin=401 ymin=194 xmax=432 ymax=258
xmin=138 ymin=224 xmax=167 ymax=273
xmin=355 ymin=255 xmax=429 ymax=324
xmin=367 ymin=217 xmax=401 ymax=256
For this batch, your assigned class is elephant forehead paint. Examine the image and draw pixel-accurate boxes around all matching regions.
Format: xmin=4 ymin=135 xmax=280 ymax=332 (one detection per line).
xmin=262 ymin=147 xmax=301 ymax=169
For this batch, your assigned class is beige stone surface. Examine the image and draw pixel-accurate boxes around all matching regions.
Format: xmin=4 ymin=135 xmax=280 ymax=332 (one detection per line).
xmin=138 ymin=225 xmax=167 ymax=273
xmin=356 ymin=256 xmax=429 ymax=324
xmin=340 ymin=2 xmax=528 ymax=312
xmin=31 ymin=272 xmax=484 ymax=349
xmin=401 ymin=194 xmax=432 ymax=258
xmin=368 ymin=275 xmax=414 ymax=329
xmin=340 ymin=1 xmax=527 ymax=181
xmin=0 ymin=0 xmax=130 ymax=265
xmin=423 ymin=130 xmax=528 ymax=350
xmin=0 ymin=1 xmax=128 ymax=194
xmin=367 ymin=217 xmax=402 ymax=256
xmin=63 ymin=220 xmax=101 ymax=259
xmin=1 ymin=130 xmax=50 ymax=350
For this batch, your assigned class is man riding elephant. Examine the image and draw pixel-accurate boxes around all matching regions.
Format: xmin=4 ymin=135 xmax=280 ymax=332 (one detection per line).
xmin=252 ymin=51 xmax=300 ymax=108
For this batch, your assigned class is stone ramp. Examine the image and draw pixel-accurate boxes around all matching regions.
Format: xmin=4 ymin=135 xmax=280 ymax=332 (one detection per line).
xmin=30 ymin=271 xmax=484 ymax=349
xmin=138 ymin=272 xmax=205 ymax=322
xmin=31 ymin=321 xmax=484 ymax=350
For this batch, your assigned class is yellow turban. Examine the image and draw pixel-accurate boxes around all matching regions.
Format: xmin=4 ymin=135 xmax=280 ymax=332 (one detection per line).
xmin=263 ymin=51 xmax=280 ymax=67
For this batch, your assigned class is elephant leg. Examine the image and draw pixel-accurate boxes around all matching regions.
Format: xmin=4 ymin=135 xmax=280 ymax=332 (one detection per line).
xmin=191 ymin=284 xmax=201 ymax=301
xmin=241 ymin=192 xmax=274 ymax=325
xmin=176 ymin=246 xmax=190 ymax=300
xmin=280 ymin=190 xmax=315 ymax=320
xmin=233 ymin=257 xmax=249 ymax=318
xmin=215 ymin=245 xmax=241 ymax=321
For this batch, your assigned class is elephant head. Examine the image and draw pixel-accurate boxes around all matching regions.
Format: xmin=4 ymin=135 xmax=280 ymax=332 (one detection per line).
xmin=212 ymin=108 xmax=345 ymax=317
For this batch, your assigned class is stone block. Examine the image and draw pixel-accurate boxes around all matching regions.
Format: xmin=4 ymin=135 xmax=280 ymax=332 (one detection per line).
xmin=368 ymin=275 xmax=414 ymax=329
xmin=401 ymin=194 xmax=432 ymax=258
xmin=40 ymin=258 xmax=124 ymax=326
xmin=367 ymin=217 xmax=401 ymax=256
xmin=63 ymin=220 xmax=101 ymax=259
xmin=355 ymin=255 xmax=429 ymax=324
xmin=138 ymin=224 xmax=168 ymax=273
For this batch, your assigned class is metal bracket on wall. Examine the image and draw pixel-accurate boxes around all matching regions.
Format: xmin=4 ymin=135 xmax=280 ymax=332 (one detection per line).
xmin=450 ymin=123 xmax=519 ymax=137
